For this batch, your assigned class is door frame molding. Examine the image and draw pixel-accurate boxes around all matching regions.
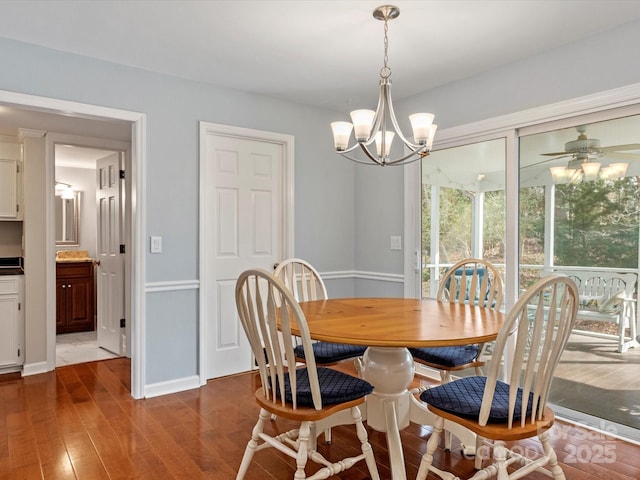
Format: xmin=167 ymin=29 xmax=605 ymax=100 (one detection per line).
xmin=198 ymin=121 xmax=294 ymax=385
xmin=0 ymin=89 xmax=147 ymax=399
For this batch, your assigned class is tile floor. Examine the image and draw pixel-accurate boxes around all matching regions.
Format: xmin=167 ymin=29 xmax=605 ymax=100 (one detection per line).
xmin=56 ymin=331 xmax=119 ymax=366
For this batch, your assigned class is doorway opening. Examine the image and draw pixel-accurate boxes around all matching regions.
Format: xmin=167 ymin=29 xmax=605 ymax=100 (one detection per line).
xmin=54 ymin=144 xmax=125 ymax=367
xmin=0 ymin=89 xmax=146 ymax=399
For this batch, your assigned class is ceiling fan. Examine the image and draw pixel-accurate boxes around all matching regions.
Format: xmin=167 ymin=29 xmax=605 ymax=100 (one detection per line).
xmin=537 ymin=125 xmax=640 ymax=182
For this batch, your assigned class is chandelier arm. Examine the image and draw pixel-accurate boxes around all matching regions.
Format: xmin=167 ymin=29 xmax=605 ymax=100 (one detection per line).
xmin=363 ymin=82 xmax=387 ymax=144
xmin=338 ymin=150 xmax=385 ymax=166
xmin=339 ymin=142 xmax=366 ymax=154
xmin=384 ymin=83 xmax=421 ymax=150
xmin=383 ymin=148 xmax=429 ymax=166
xmin=359 ymin=142 xmax=386 ymax=165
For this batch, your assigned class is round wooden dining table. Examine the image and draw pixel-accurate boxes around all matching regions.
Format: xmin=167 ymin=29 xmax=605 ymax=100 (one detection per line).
xmin=295 ymin=297 xmax=505 ymax=480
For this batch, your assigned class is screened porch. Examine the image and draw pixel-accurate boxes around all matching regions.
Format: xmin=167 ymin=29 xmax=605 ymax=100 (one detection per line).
xmin=419 ymin=110 xmax=640 ymax=435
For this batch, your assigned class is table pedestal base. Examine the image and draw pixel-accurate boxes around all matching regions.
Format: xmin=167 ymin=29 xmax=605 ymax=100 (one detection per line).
xmin=358 ymin=346 xmax=477 ymax=480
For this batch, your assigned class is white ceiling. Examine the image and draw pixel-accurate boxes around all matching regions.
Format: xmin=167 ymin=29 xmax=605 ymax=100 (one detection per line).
xmin=55 ymin=144 xmax=117 ymax=169
xmin=1 ymin=0 xmax=640 ymax=111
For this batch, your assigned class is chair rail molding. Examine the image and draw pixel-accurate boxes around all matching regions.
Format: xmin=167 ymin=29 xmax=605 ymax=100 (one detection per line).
xmin=145 ymin=279 xmax=200 ymax=293
xmin=322 ymin=269 xmax=404 ymax=283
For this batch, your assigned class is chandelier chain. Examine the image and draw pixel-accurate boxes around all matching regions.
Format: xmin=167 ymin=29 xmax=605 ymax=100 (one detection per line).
xmin=381 ymin=17 xmax=391 ymax=79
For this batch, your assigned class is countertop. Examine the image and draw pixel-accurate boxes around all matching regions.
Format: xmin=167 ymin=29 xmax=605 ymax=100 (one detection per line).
xmin=56 ymin=250 xmax=94 ymax=263
xmin=0 ymin=268 xmax=24 ymax=275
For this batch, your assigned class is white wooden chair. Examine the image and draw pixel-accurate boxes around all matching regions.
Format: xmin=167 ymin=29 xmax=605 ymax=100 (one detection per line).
xmin=415 ymin=273 xmax=579 ymax=480
xmin=235 ymin=268 xmax=380 ymax=480
xmin=274 ymin=258 xmax=367 ymax=365
xmin=410 ymin=258 xmax=504 ymax=383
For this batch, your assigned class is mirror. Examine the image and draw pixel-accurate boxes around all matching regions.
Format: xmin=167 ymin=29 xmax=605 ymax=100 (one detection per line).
xmin=55 ymin=192 xmax=79 ymax=245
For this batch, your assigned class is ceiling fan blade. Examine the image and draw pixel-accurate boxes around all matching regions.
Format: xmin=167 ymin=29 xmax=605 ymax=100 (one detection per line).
xmin=541 ymin=151 xmax=571 ymax=156
xmin=603 ymin=152 xmax=640 ymax=161
xmin=523 ymin=155 xmax=571 ymax=169
xmin=600 ymin=143 xmax=640 ymax=152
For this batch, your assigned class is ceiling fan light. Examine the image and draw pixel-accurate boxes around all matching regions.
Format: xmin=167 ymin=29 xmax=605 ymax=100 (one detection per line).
xmin=565 ymin=168 xmax=582 ymax=183
xmin=549 ymin=166 xmax=567 ymax=183
xmin=599 ymin=166 xmax=614 ymax=179
xmin=610 ymin=162 xmax=628 ymax=177
xmin=581 ymin=162 xmax=600 ymax=181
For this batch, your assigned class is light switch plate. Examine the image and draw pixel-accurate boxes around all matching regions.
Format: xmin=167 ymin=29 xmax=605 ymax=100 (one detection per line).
xmin=390 ymin=235 xmax=402 ymax=250
xmin=150 ymin=236 xmax=162 ymax=253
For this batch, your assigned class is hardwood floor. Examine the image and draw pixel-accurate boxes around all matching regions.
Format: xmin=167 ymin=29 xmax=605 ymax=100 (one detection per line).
xmin=1 ymin=358 xmax=639 ymax=479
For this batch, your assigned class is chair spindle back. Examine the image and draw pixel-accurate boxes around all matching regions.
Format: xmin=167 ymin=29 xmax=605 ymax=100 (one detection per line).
xmin=235 ymin=268 xmax=322 ymax=410
xmin=480 ymin=274 xmax=578 ymax=428
xmin=437 ymin=258 xmax=504 ymax=310
xmin=275 ymin=258 xmax=328 ymax=302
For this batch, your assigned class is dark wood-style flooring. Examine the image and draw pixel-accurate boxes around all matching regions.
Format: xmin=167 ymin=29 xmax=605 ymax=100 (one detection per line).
xmin=1 ymin=358 xmax=639 ymax=479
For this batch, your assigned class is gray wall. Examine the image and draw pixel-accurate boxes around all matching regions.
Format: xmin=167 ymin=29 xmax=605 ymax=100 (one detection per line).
xmin=22 ymin=133 xmax=47 ymax=366
xmin=0 ymin=37 xmax=354 ymax=386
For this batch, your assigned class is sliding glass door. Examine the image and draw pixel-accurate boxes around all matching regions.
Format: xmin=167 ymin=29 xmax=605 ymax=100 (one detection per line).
xmin=415 ymin=104 xmax=640 ymax=438
xmin=519 ymin=113 xmax=640 ymax=431
xmin=420 ymin=138 xmax=506 ymax=298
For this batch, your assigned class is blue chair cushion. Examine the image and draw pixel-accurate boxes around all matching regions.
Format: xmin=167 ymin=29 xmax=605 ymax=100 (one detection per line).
xmin=294 ymin=342 xmax=367 ymax=364
xmin=420 ymin=376 xmax=536 ymax=423
xmin=409 ymin=345 xmax=480 ymax=367
xmin=445 ymin=266 xmax=491 ymax=305
xmin=279 ymin=367 xmax=374 ymax=406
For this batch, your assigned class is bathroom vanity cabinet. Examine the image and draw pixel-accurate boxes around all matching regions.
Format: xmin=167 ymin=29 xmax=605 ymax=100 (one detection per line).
xmin=56 ymin=261 xmax=95 ymax=334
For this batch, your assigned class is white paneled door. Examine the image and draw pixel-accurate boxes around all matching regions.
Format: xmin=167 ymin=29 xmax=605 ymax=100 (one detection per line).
xmin=201 ymin=124 xmax=293 ymax=380
xmin=96 ymin=152 xmax=124 ymax=355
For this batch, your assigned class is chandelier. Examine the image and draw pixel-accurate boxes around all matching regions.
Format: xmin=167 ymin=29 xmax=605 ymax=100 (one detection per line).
xmin=330 ymin=5 xmax=437 ymax=166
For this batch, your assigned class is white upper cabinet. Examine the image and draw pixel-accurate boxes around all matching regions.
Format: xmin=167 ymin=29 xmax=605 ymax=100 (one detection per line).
xmin=0 ymin=140 xmax=23 ymax=220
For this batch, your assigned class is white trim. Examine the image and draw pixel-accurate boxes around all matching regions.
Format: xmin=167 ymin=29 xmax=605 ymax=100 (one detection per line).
xmin=322 ymin=270 xmax=405 ymax=283
xmin=435 ymin=82 xmax=640 ymax=146
xmin=145 ymin=280 xmax=200 ymax=293
xmin=21 ymin=361 xmax=48 ymax=376
xmin=144 ymin=375 xmax=201 ymax=398
xmin=553 ymin=406 xmax=640 ymax=446
xmin=198 ymin=122 xmax=295 ymax=386
xmin=0 ymin=89 xmax=147 ymax=400
xmin=403 ymin=161 xmax=421 ymax=298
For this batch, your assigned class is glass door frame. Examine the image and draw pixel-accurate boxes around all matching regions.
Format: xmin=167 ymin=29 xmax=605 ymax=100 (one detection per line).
xmin=404 ymin=83 xmax=640 ymax=442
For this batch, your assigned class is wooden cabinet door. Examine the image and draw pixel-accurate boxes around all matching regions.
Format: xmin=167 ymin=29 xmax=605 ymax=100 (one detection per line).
xmin=0 ymin=294 xmax=20 ymax=366
xmin=66 ymin=276 xmax=94 ymax=330
xmin=56 ymin=278 xmax=67 ymax=331
xmin=56 ymin=262 xmax=95 ymax=334
xmin=0 ymin=159 xmax=18 ymax=219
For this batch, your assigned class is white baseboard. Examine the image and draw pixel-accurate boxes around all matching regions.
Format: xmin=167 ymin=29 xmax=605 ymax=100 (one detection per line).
xmin=22 ymin=361 xmax=49 ymax=376
xmin=144 ymin=375 xmax=201 ymax=398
